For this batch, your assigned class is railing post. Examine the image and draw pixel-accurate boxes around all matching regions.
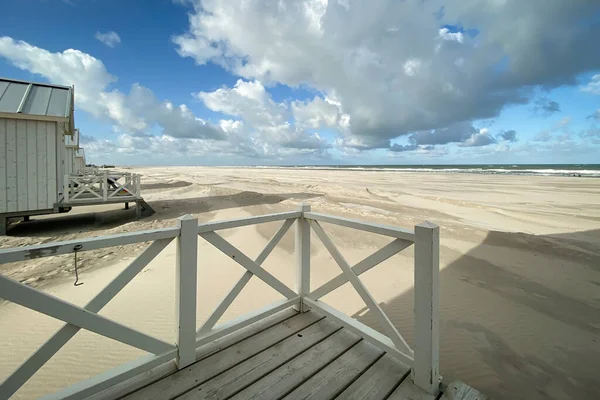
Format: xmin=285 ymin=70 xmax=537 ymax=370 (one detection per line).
xmin=175 ymin=214 xmax=198 ymax=368
xmin=412 ymin=221 xmax=440 ymax=395
xmin=103 ymin=171 xmax=108 ymax=200
xmin=63 ymin=174 xmax=69 ymax=203
xmin=295 ymin=203 xmax=311 ymax=312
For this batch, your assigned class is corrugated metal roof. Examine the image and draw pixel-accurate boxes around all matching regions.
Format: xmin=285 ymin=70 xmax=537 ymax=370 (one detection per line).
xmin=0 ymin=77 xmax=72 ymax=118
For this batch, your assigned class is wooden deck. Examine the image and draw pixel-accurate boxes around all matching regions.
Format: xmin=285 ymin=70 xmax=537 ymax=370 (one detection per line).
xmin=98 ymin=309 xmax=484 ymax=400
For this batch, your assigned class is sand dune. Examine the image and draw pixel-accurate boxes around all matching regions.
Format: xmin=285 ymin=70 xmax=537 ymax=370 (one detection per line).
xmin=1 ymin=167 xmax=599 ymax=399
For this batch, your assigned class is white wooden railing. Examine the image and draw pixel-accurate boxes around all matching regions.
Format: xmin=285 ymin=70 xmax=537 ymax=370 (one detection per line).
xmin=0 ymin=204 xmax=440 ymax=399
xmin=61 ymin=171 xmax=141 ymax=204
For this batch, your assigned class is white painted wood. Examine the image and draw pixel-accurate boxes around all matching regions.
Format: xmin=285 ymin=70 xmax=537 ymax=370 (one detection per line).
xmin=36 ymin=121 xmax=48 ymax=209
xmin=310 ymin=220 xmax=413 ymax=356
xmin=195 ymin=297 xmax=299 ymax=347
xmin=46 ymin=122 xmax=57 ymax=206
xmin=0 ymin=119 xmax=6 ymax=213
xmin=303 ymin=298 xmax=414 ymax=367
xmin=39 ymin=349 xmax=178 ymax=400
xmin=63 ymin=174 xmax=69 ymax=203
xmin=412 ymin=221 xmax=441 ymax=396
xmin=197 ymin=211 xmax=302 ymax=233
xmin=16 ymin=119 xmax=27 ymax=211
xmin=0 ymin=239 xmax=173 ymax=399
xmin=5 ymin=119 xmax=18 ymax=212
xmin=304 ymin=211 xmax=415 ymax=241
xmin=295 ymin=203 xmax=310 ymax=312
xmin=26 ymin=121 xmax=38 ymax=210
xmin=197 ymin=218 xmax=295 ymax=334
xmin=103 ymin=171 xmax=108 ymax=200
xmin=199 ymin=231 xmax=297 ymax=299
xmin=0 ymin=274 xmax=175 ymax=355
xmin=388 ymin=377 xmax=437 ymax=400
xmin=175 ymin=215 xmax=198 ymax=368
xmin=0 ymin=227 xmax=179 ymax=263
xmin=310 ymin=238 xmax=412 ymax=300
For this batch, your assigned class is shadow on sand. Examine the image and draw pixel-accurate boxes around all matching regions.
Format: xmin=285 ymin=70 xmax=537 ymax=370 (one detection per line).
xmin=7 ymin=191 xmax=320 ymax=237
xmin=350 ymin=228 xmax=600 ymax=400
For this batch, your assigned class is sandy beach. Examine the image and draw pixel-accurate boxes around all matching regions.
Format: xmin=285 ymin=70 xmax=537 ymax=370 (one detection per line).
xmin=1 ymin=167 xmax=599 ymax=399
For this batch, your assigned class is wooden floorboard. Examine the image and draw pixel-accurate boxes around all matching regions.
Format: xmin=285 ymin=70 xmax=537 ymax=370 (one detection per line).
xmin=334 ymin=353 xmax=410 ymax=400
xmin=228 ymin=329 xmax=361 ymax=400
xmin=175 ymin=318 xmax=341 ymax=400
xmin=281 ymin=340 xmax=384 ymax=400
xmin=439 ymin=381 xmax=487 ymax=400
xmin=123 ymin=311 xmax=322 ymax=400
xmin=387 ymin=377 xmax=438 ymax=400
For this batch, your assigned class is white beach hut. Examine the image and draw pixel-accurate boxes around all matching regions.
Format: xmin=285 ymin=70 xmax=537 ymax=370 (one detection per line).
xmin=64 ymin=127 xmax=80 ymax=176
xmin=74 ymin=146 xmax=86 ymax=173
xmin=0 ymin=77 xmax=75 ymax=231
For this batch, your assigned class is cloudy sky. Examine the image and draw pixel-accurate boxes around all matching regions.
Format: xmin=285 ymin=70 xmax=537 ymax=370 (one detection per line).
xmin=1 ymin=0 xmax=599 ymax=166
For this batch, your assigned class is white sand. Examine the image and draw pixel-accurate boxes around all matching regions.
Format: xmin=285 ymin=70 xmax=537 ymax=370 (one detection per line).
xmin=1 ymin=167 xmax=599 ymax=399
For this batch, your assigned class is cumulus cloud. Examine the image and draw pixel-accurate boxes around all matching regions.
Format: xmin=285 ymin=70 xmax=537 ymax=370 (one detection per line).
xmin=461 ymin=128 xmax=497 ymax=147
xmin=587 ymin=109 xmax=600 ymax=121
xmin=95 ymin=31 xmax=121 ymax=48
xmin=0 ymin=36 xmax=226 ymax=141
xmin=581 ymin=74 xmax=600 ymax=95
xmin=173 ymin=0 xmax=600 ymax=147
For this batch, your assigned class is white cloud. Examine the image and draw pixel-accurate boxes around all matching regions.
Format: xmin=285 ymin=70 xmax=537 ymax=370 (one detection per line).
xmin=0 ymin=36 xmax=225 ymax=141
xmin=173 ymin=0 xmax=600 ymax=148
xmin=438 ymin=28 xmax=464 ymax=43
xmin=581 ymin=74 xmax=600 ymax=95
xmin=95 ymin=31 xmax=121 ymax=48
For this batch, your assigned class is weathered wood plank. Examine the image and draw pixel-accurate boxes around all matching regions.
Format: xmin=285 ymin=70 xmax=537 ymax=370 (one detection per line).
xmin=94 ymin=309 xmax=299 ymax=400
xmin=335 ymin=354 xmax=410 ymax=400
xmin=439 ymin=381 xmax=488 ymax=400
xmin=177 ymin=318 xmax=341 ymax=400
xmin=228 ymin=329 xmax=361 ymax=400
xmin=387 ymin=376 xmax=437 ymax=400
xmin=303 ymin=298 xmax=414 ymax=367
xmin=195 ymin=298 xmax=300 ymax=347
xmin=304 ymin=212 xmax=415 ymax=241
xmin=124 ymin=312 xmax=322 ymax=400
xmin=281 ymin=340 xmax=384 ymax=400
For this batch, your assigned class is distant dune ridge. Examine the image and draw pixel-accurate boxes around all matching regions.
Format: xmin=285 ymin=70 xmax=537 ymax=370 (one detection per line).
xmin=0 ymin=166 xmax=599 ymax=399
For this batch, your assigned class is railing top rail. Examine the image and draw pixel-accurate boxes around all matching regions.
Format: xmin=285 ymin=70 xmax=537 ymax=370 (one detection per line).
xmin=304 ymin=211 xmax=415 ymax=241
xmin=0 ymin=227 xmax=180 ymax=264
xmin=197 ymin=211 xmax=301 ymax=233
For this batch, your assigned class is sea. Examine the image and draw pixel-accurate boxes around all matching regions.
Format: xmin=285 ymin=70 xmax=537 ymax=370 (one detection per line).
xmin=249 ymin=164 xmax=600 ymax=178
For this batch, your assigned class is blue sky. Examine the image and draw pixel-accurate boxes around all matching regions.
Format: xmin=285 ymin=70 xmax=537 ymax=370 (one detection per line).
xmin=1 ymin=0 xmax=599 ymax=165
